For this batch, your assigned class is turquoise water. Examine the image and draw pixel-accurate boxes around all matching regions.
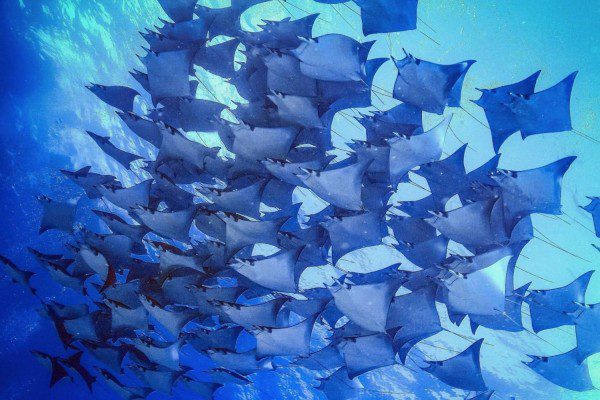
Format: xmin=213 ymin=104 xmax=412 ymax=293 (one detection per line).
xmin=0 ymin=0 xmax=599 ymax=398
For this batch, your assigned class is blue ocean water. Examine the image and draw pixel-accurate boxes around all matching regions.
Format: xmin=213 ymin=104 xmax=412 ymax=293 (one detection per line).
xmin=0 ymin=0 xmax=599 ymax=399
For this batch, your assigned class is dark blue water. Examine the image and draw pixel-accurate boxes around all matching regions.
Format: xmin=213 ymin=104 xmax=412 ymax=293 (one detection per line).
xmin=0 ymin=2 xmax=89 ymax=399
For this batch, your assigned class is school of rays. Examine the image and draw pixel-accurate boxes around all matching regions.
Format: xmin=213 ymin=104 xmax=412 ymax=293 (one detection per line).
xmin=2 ymin=0 xmax=599 ymax=399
